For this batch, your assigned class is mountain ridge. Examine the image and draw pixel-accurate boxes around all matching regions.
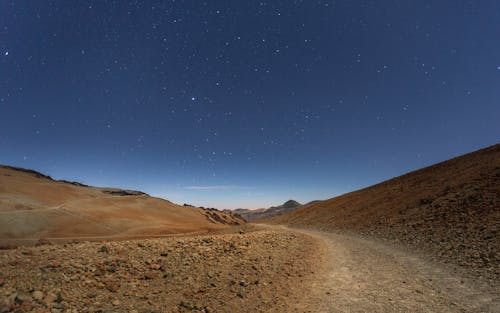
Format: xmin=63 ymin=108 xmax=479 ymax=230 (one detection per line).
xmin=229 ymin=199 xmax=317 ymax=221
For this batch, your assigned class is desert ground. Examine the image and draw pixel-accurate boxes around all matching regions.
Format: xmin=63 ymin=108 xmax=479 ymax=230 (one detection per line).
xmin=1 ymin=224 xmax=498 ymax=312
xmin=1 ymin=144 xmax=499 ymax=312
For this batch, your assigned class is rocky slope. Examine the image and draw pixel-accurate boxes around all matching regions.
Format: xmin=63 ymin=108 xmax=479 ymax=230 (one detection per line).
xmin=267 ymin=144 xmax=500 ymax=282
xmin=0 ymin=165 xmax=244 ymax=243
xmin=0 ymin=228 xmax=319 ymax=313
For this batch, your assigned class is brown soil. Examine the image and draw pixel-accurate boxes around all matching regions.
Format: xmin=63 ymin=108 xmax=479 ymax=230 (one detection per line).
xmin=267 ymin=144 xmax=500 ymax=283
xmin=0 ymin=166 xmax=243 ymax=243
xmin=2 ymin=225 xmax=499 ymax=313
xmin=0 ymin=228 xmax=319 ymax=313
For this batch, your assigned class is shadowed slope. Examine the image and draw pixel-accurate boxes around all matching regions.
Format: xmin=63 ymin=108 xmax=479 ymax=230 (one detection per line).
xmin=267 ymin=144 xmax=500 ymax=280
xmin=0 ymin=166 xmax=243 ymax=242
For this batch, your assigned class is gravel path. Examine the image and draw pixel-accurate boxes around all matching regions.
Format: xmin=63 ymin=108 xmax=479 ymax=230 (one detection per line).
xmin=288 ymin=227 xmax=500 ymax=313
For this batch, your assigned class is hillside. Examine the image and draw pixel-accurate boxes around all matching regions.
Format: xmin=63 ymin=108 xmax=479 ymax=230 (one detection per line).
xmin=0 ymin=165 xmax=244 ymax=244
xmin=267 ymin=144 xmax=500 ymax=281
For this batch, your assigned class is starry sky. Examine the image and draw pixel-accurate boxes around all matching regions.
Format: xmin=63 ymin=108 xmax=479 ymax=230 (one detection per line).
xmin=1 ymin=1 xmax=499 ymax=209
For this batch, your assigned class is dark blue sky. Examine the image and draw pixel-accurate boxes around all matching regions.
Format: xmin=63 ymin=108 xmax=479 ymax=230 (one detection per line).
xmin=1 ymin=1 xmax=499 ymax=209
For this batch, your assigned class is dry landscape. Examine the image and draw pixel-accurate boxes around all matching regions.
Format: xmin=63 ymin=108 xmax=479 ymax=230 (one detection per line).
xmin=0 ymin=228 xmax=320 ymax=313
xmin=0 ymin=165 xmax=243 ymax=246
xmin=1 ymin=144 xmax=499 ymax=312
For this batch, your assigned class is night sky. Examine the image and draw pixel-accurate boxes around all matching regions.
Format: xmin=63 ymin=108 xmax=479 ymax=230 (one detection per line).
xmin=1 ymin=1 xmax=499 ymax=209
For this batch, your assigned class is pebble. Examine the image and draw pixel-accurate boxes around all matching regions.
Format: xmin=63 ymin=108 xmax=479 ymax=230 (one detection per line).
xmin=0 ymin=230 xmax=314 ymax=312
xmin=15 ymin=291 xmax=32 ymax=303
xmin=32 ymin=290 xmax=44 ymax=301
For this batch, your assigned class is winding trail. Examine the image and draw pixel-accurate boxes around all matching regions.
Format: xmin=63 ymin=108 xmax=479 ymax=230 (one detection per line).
xmin=264 ymin=225 xmax=499 ymax=313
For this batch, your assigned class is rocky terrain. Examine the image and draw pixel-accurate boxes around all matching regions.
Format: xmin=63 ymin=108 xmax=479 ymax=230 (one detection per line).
xmin=0 ymin=227 xmax=319 ymax=313
xmin=230 ymin=200 xmax=319 ymax=221
xmin=0 ymin=165 xmax=243 ymax=244
xmin=267 ymin=144 xmax=500 ymax=283
xmin=1 ymin=145 xmax=499 ymax=312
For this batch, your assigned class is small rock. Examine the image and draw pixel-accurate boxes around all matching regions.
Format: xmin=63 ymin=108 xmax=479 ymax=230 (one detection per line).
xmin=104 ymin=280 xmax=120 ymax=292
xmin=15 ymin=291 xmax=33 ymax=303
xmin=111 ymin=299 xmax=121 ymax=306
xmin=44 ymin=293 xmax=57 ymax=304
xmin=32 ymin=290 xmax=44 ymax=301
xmin=149 ymin=263 xmax=162 ymax=270
xmin=98 ymin=245 xmax=109 ymax=253
xmin=179 ymin=300 xmax=197 ymax=310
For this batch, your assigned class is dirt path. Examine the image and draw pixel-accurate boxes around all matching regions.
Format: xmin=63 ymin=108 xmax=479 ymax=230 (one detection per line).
xmin=280 ymin=226 xmax=499 ymax=313
xmin=256 ymin=225 xmax=500 ymax=313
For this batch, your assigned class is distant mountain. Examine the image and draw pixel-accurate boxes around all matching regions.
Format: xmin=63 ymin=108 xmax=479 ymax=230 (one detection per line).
xmin=0 ymin=165 xmax=244 ymax=243
xmin=229 ymin=199 xmax=317 ymax=221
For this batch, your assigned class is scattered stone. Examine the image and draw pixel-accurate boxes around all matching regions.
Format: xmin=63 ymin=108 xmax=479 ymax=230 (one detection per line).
xmin=44 ymin=293 xmax=57 ymax=304
xmin=32 ymin=290 xmax=44 ymax=301
xmin=0 ymin=229 xmax=317 ymax=312
xmin=15 ymin=291 xmax=33 ymax=303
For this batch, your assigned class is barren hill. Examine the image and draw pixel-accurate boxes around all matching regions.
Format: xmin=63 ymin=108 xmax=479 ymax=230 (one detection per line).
xmin=0 ymin=165 xmax=243 ymax=243
xmin=267 ymin=144 xmax=500 ymax=281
